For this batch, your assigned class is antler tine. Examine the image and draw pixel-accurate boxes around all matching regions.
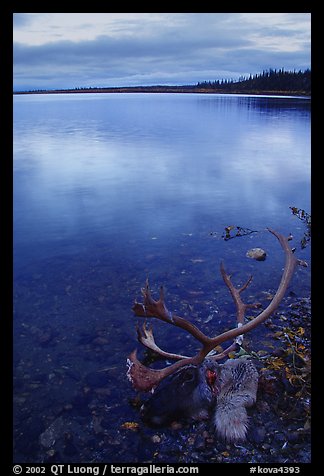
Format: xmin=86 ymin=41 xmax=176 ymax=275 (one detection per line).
xmin=207 ymin=228 xmax=300 ymax=347
xmin=126 ymin=350 xmax=204 ymax=392
xmin=219 ymin=261 xmax=262 ymax=346
xmin=220 ymin=261 xmax=262 ymax=322
xmin=134 ymin=279 xmax=173 ymax=323
xmin=136 ymin=322 xmax=189 ymax=361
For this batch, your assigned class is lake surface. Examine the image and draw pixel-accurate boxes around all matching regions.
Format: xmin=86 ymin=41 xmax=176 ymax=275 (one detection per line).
xmin=13 ymin=93 xmax=311 ymax=463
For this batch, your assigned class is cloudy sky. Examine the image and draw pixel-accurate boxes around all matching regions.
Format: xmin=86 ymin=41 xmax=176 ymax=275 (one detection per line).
xmin=13 ymin=13 xmax=311 ymax=91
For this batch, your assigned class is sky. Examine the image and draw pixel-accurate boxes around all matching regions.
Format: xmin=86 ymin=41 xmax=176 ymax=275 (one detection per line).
xmin=13 ymin=13 xmax=311 ymax=91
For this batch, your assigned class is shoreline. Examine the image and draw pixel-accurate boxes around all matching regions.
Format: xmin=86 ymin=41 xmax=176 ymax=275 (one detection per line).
xmin=13 ymin=86 xmax=311 ymax=97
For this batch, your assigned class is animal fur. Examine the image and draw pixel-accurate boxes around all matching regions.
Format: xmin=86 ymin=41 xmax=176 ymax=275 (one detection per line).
xmin=139 ymin=357 xmax=259 ymax=443
xmin=213 ymin=358 xmax=258 ymax=442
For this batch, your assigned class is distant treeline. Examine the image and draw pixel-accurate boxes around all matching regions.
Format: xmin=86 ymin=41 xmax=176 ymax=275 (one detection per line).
xmin=14 ymin=69 xmax=311 ymax=96
xmin=197 ymin=69 xmax=311 ymax=95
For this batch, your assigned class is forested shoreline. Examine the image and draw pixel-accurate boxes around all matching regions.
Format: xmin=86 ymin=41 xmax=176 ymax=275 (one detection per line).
xmin=14 ymin=69 xmax=311 ymax=96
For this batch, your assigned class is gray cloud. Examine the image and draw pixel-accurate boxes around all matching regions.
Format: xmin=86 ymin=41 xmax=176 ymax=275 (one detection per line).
xmin=13 ymin=13 xmax=311 ymax=91
xmin=13 ymin=13 xmax=36 ymax=27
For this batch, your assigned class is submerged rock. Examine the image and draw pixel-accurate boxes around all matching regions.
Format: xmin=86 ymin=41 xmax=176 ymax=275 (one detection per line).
xmin=246 ymin=248 xmax=267 ymax=261
xmin=85 ymin=371 xmax=110 ymax=388
xmin=39 ymin=416 xmax=65 ymax=448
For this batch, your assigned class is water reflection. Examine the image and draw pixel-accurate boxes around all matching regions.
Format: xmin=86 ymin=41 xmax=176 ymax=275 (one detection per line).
xmin=14 ymin=94 xmax=310 ymax=249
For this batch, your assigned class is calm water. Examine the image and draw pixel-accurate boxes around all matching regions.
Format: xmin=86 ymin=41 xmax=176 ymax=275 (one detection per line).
xmin=13 ymin=93 xmax=311 ymax=463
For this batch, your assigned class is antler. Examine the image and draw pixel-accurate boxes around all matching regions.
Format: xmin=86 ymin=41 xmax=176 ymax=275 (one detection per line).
xmin=136 ymin=322 xmax=189 ymax=361
xmin=127 ymin=228 xmax=307 ymax=392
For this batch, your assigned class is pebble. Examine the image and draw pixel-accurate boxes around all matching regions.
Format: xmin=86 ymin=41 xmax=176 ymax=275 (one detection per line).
xmin=39 ymin=416 xmax=65 ymax=448
xmin=92 ymin=337 xmax=109 ymax=345
xmin=287 ymin=431 xmax=302 ymax=443
xmin=194 ymin=434 xmax=206 ymax=450
xmin=246 ymin=248 xmax=267 ymax=261
xmin=71 ymin=392 xmax=91 ymax=416
xmin=248 ymin=426 xmax=266 ymax=444
xmin=84 ymin=371 xmax=110 ymax=388
xmin=63 ymin=439 xmax=78 ymax=455
xmin=170 ymin=421 xmax=182 ymax=430
xmin=273 ymin=431 xmax=286 ymax=444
